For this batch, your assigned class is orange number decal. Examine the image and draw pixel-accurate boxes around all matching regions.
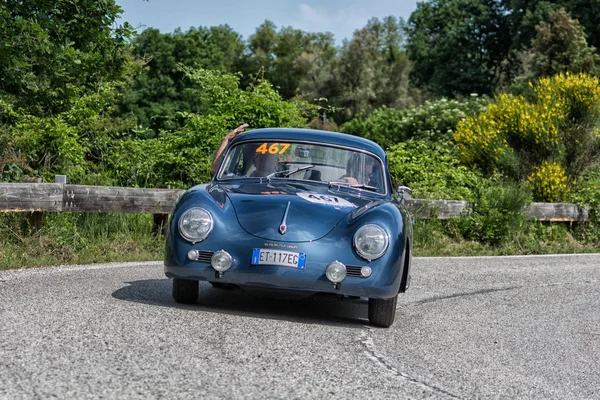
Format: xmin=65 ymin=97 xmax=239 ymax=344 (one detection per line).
xmin=256 ymin=142 xmax=290 ymax=155
xmin=279 ymin=143 xmax=290 ymax=154
xmin=255 ymin=143 xmax=268 ymax=154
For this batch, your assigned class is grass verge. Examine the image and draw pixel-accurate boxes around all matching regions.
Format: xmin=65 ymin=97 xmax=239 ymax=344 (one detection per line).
xmin=0 ymin=213 xmax=164 ymax=270
xmin=413 ymin=218 xmax=599 ymax=256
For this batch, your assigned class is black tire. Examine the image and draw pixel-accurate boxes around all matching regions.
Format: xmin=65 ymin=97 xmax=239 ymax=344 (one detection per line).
xmin=172 ymin=278 xmax=198 ymax=304
xmin=209 ymin=282 xmax=237 ymax=290
xmin=399 ymin=246 xmax=411 ymax=293
xmin=368 ymin=295 xmax=398 ymax=327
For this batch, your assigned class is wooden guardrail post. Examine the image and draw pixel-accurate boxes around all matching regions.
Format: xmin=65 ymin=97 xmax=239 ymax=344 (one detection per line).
xmin=152 ymin=185 xmax=170 ymax=236
xmin=22 ymin=177 xmax=44 ymax=232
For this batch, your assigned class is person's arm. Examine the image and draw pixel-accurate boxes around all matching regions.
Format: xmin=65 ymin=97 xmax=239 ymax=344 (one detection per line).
xmin=340 ymin=176 xmax=359 ymax=184
xmin=210 ymin=123 xmax=249 ymax=175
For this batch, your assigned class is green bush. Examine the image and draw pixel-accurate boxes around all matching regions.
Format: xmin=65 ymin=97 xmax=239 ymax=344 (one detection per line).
xmin=1 ymin=83 xmax=136 ymax=184
xmin=343 ymin=97 xmax=488 ymax=149
xmin=447 ymin=185 xmax=531 ymax=246
xmin=387 ymin=139 xmax=491 ymax=201
xmin=569 ymin=165 xmax=600 ymax=243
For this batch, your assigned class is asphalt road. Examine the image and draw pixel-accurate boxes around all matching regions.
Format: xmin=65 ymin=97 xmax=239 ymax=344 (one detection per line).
xmin=1 ymin=254 xmax=599 ymax=399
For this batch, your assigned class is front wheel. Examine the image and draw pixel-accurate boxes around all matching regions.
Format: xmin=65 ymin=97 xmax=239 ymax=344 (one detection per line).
xmin=173 ymin=278 xmax=198 ymax=304
xmin=368 ymin=295 xmax=397 ymax=327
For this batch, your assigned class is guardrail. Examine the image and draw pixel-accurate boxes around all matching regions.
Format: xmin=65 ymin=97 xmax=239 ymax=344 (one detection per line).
xmin=0 ymin=183 xmax=591 ymax=222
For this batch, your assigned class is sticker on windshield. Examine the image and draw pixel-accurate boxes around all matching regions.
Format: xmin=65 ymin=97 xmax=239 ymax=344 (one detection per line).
xmin=255 ymin=142 xmax=290 ymax=155
xmin=297 ymin=192 xmax=356 ymax=208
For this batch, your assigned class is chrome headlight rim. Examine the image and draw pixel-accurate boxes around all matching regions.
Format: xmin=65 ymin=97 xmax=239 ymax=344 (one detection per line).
xmin=178 ymin=207 xmax=214 ymax=243
xmin=353 ymin=223 xmax=389 ymax=261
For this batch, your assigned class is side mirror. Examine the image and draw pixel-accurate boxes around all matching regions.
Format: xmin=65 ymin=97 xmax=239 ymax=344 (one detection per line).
xmin=397 ymin=185 xmax=412 ymax=199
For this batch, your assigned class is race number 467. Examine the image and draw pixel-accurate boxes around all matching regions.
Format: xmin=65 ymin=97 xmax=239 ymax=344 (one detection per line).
xmin=255 ymin=143 xmax=290 ymax=155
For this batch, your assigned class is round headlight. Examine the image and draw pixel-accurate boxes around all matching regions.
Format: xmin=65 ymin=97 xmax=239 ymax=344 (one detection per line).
xmin=353 ymin=224 xmax=389 ymax=261
xmin=178 ymin=208 xmax=213 ymax=242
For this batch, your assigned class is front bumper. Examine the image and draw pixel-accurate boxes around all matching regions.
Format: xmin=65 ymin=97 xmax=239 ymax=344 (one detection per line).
xmin=164 ymin=230 xmax=405 ymax=300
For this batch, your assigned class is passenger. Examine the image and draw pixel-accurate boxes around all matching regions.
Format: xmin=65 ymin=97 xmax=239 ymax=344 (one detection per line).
xmin=365 ymin=157 xmax=383 ymax=191
xmin=339 ymin=154 xmax=383 ymax=191
xmin=211 ymin=123 xmax=249 ymax=175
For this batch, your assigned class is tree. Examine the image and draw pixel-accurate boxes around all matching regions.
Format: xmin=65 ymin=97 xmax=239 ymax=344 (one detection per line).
xmin=503 ymin=0 xmax=600 ymax=51
xmin=406 ymin=0 xmax=512 ymax=97
xmin=242 ymin=22 xmax=337 ymax=102
xmin=332 ymin=17 xmax=412 ymax=120
xmin=271 ymin=27 xmax=321 ymax=99
xmin=296 ymin=33 xmax=338 ymax=103
xmin=529 ymin=8 xmax=599 ymax=78
xmin=335 ymin=28 xmax=379 ymax=118
xmin=0 ymin=0 xmax=133 ymax=115
xmin=367 ymin=17 xmax=412 ymax=110
xmin=117 ymin=25 xmax=245 ymax=133
xmin=241 ymin=20 xmax=278 ymax=81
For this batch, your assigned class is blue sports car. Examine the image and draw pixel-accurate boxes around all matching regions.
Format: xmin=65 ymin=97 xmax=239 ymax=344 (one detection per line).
xmin=164 ymin=128 xmax=413 ymax=327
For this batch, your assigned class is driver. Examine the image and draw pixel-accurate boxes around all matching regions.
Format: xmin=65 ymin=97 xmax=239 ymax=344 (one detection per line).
xmin=249 ymin=152 xmax=279 ymax=177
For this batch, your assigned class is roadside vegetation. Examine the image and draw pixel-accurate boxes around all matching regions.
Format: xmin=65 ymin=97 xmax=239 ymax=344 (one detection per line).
xmin=1 ymin=0 xmax=599 ymax=269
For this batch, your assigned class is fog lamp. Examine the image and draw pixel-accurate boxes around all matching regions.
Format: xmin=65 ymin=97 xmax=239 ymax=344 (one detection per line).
xmin=211 ymin=250 xmax=232 ymax=272
xmin=326 ymin=261 xmax=347 ymax=283
xmin=361 ymin=266 xmax=372 ymax=278
xmin=187 ymin=249 xmax=199 ymax=261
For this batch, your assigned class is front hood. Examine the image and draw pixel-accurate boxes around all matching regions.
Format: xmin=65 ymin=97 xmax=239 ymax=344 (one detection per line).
xmin=218 ymin=181 xmax=374 ymax=242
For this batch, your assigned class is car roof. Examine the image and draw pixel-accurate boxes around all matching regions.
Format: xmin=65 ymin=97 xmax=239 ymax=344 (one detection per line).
xmin=231 ymin=128 xmax=386 ymax=159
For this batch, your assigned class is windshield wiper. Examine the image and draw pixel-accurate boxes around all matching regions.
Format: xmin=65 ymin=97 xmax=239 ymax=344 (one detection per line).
xmin=266 ymin=165 xmax=315 ymax=179
xmin=328 ymin=181 xmax=378 ymax=192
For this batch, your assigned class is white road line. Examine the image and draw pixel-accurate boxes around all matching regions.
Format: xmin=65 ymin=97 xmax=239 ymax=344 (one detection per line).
xmin=0 ymin=261 xmax=163 ymax=279
xmin=416 ymin=253 xmax=600 ymax=260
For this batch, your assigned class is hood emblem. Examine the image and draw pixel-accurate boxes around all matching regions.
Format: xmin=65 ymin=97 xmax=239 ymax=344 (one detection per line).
xmin=279 ymin=201 xmax=291 ymax=235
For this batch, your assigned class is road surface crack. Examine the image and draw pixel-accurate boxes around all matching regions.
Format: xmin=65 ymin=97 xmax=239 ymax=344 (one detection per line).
xmin=360 ymin=327 xmax=463 ymax=399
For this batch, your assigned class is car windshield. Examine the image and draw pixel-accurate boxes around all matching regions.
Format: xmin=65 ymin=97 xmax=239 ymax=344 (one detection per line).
xmin=218 ymin=141 xmax=386 ymax=194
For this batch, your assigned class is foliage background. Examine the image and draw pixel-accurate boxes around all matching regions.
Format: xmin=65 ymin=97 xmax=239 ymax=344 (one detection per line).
xmin=1 ymin=0 xmax=600 ymax=268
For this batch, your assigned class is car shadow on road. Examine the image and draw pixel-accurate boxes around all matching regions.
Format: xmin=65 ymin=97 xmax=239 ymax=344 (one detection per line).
xmin=112 ymin=278 xmax=369 ymax=328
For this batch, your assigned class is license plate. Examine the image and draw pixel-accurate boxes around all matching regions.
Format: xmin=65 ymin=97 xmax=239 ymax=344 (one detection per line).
xmin=251 ymin=248 xmax=306 ymax=269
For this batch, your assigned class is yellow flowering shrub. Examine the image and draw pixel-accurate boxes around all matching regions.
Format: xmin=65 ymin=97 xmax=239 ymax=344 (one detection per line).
xmin=527 ymin=162 xmax=569 ymax=202
xmin=455 ymin=73 xmax=600 ymax=201
xmin=455 ymin=93 xmax=559 ymax=175
xmin=536 ymin=73 xmax=600 ymax=121
xmin=454 ymin=94 xmax=517 ymax=162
